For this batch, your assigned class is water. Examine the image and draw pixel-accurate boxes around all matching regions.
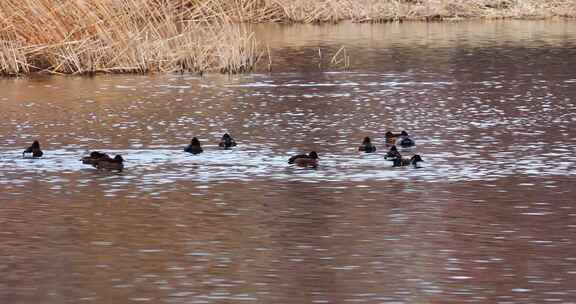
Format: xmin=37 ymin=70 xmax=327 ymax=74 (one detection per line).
xmin=1 ymin=21 xmax=576 ymax=303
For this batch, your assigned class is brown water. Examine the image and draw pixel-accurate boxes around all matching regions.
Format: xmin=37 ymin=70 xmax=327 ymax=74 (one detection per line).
xmin=1 ymin=21 xmax=576 ymax=303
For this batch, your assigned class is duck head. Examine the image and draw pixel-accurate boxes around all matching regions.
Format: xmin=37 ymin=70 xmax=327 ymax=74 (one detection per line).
xmin=385 ymin=131 xmax=394 ymax=138
xmin=32 ymin=140 xmax=41 ymax=149
xmin=362 ymin=136 xmax=372 ymax=144
xmin=400 ymin=130 xmax=409 ymax=137
xmin=308 ymin=151 xmax=319 ymax=159
xmin=222 ymin=133 xmax=231 ymax=140
xmin=411 ymin=154 xmax=423 ymax=165
xmin=114 ymin=155 xmax=124 ymax=163
xmin=191 ymin=137 xmax=201 ymax=145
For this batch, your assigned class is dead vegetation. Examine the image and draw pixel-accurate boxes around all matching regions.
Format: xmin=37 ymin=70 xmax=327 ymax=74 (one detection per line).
xmin=0 ymin=0 xmax=262 ymax=76
xmin=263 ymin=0 xmax=576 ymax=23
xmin=0 ymin=0 xmax=574 ymax=76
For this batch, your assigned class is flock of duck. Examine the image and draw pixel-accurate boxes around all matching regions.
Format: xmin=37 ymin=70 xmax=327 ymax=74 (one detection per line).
xmin=20 ymin=131 xmax=423 ymax=172
xmin=363 ymin=131 xmax=423 ymax=166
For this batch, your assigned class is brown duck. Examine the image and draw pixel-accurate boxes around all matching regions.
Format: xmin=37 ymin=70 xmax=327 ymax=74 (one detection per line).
xmin=288 ymin=151 xmax=319 ymax=168
xmin=22 ymin=140 xmax=43 ymax=158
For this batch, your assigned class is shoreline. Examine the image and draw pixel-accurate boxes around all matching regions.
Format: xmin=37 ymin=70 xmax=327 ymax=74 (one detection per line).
xmin=1 ymin=0 xmax=575 ymax=77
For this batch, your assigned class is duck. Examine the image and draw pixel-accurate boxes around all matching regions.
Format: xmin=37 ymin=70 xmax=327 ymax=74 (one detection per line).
xmin=95 ymin=155 xmax=124 ymax=172
xmin=358 ymin=136 xmax=376 ymax=153
xmin=288 ymin=151 xmax=319 ymax=168
xmin=22 ymin=140 xmax=43 ymax=158
xmin=384 ymin=145 xmax=401 ymax=160
xmin=184 ymin=137 xmax=203 ymax=154
xmin=385 ymin=131 xmax=404 ymax=145
xmin=396 ymin=131 xmax=415 ymax=148
xmin=218 ymin=133 xmax=237 ymax=149
xmin=81 ymin=151 xmax=111 ymax=166
xmin=392 ymin=154 xmax=424 ymax=168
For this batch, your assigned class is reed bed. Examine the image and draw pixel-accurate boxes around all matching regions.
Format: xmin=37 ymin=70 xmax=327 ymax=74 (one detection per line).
xmin=0 ymin=0 xmax=262 ymax=76
xmin=263 ymin=0 xmax=576 ymax=23
xmin=1 ymin=0 xmax=574 ymax=76
xmin=193 ymin=0 xmax=576 ymax=23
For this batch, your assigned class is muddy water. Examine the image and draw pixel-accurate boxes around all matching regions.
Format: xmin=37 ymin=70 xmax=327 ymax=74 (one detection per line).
xmin=1 ymin=21 xmax=576 ymax=303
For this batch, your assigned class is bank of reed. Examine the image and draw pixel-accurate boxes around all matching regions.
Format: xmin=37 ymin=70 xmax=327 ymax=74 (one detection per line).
xmin=0 ymin=0 xmax=261 ymax=76
xmin=187 ymin=0 xmax=576 ymax=23
xmin=1 ymin=0 xmax=574 ymax=76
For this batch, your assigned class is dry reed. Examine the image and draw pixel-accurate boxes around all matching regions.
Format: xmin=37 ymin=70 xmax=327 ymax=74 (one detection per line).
xmin=330 ymin=46 xmax=350 ymax=70
xmin=265 ymin=0 xmax=576 ymax=23
xmin=1 ymin=0 xmax=574 ymax=76
xmin=0 ymin=0 xmax=263 ymax=76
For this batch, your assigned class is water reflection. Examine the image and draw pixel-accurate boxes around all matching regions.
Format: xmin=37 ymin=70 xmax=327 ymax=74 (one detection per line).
xmin=1 ymin=21 xmax=576 ymax=303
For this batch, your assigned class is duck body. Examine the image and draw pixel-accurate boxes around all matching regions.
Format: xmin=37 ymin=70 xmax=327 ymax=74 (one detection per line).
xmin=396 ymin=136 xmax=415 ymax=148
xmin=185 ymin=137 xmax=203 ymax=154
xmin=23 ymin=140 xmax=43 ymax=158
xmin=81 ymin=151 xmax=111 ymax=166
xmin=218 ymin=133 xmax=237 ymax=149
xmin=95 ymin=155 xmax=124 ymax=172
xmin=392 ymin=154 xmax=424 ymax=168
xmin=288 ymin=151 xmax=319 ymax=168
xmin=384 ymin=145 xmax=401 ymax=160
xmin=358 ymin=137 xmax=376 ymax=153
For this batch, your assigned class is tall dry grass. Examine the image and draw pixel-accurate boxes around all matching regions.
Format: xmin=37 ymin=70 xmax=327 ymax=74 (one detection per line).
xmin=0 ymin=0 xmax=574 ymax=76
xmin=193 ymin=0 xmax=576 ymax=23
xmin=264 ymin=0 xmax=576 ymax=23
xmin=0 ymin=0 xmax=262 ymax=76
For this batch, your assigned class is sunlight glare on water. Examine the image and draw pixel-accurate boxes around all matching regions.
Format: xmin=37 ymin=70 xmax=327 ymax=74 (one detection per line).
xmin=1 ymin=21 xmax=576 ymax=303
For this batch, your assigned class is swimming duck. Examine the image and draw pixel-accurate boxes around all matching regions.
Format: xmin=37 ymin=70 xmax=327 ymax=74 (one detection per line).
xmin=358 ymin=136 xmax=376 ymax=153
xmin=385 ymin=131 xmax=395 ymax=145
xmin=81 ymin=151 xmax=111 ymax=166
xmin=95 ymin=155 xmax=124 ymax=172
xmin=392 ymin=154 xmax=424 ymax=168
xmin=396 ymin=131 xmax=415 ymax=148
xmin=384 ymin=145 xmax=401 ymax=160
xmin=22 ymin=140 xmax=43 ymax=158
xmin=288 ymin=151 xmax=319 ymax=168
xmin=218 ymin=133 xmax=237 ymax=149
xmin=385 ymin=131 xmax=406 ymax=145
xmin=184 ymin=137 xmax=203 ymax=154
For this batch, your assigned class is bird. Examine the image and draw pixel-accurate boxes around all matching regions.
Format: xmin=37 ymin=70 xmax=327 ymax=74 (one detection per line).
xmin=358 ymin=136 xmax=376 ymax=153
xmin=95 ymin=155 xmax=124 ymax=171
xmin=22 ymin=140 xmax=43 ymax=158
xmin=392 ymin=154 xmax=424 ymax=168
xmin=81 ymin=151 xmax=111 ymax=166
xmin=288 ymin=151 xmax=319 ymax=168
xmin=184 ymin=137 xmax=203 ymax=154
xmin=396 ymin=131 xmax=415 ymax=148
xmin=384 ymin=145 xmax=401 ymax=160
xmin=218 ymin=133 xmax=237 ymax=149
xmin=385 ymin=131 xmax=402 ymax=145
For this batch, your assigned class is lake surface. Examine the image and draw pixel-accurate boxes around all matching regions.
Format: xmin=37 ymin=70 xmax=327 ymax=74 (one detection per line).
xmin=1 ymin=21 xmax=576 ymax=303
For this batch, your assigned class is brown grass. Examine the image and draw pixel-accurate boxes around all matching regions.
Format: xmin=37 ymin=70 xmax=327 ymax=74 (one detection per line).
xmin=198 ymin=0 xmax=576 ymax=23
xmin=1 ymin=0 xmax=574 ymax=76
xmin=0 ymin=0 xmax=262 ymax=76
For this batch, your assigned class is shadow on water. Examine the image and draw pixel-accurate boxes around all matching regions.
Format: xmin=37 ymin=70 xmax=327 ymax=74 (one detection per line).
xmin=1 ymin=20 xmax=576 ymax=303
